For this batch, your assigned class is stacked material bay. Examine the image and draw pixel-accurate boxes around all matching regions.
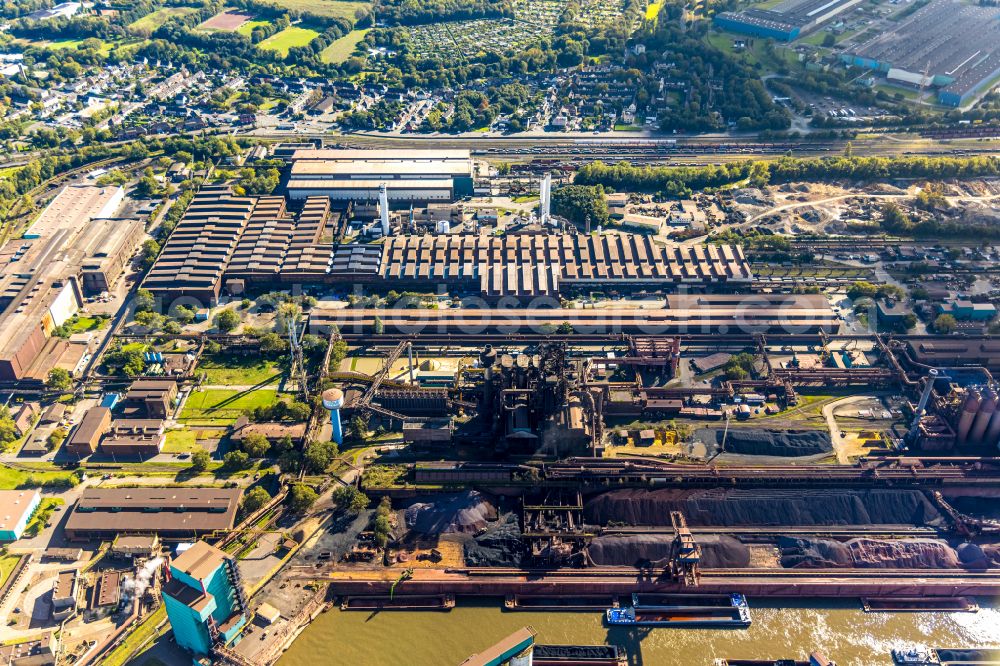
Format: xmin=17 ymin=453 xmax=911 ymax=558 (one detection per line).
xmin=584 ymin=489 xmax=945 ymax=527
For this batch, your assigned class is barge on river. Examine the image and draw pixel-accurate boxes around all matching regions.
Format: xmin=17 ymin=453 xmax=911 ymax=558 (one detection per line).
xmin=605 ymin=593 xmax=750 ymax=628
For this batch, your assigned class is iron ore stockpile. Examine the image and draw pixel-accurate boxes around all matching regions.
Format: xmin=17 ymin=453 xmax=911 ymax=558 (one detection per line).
xmin=696 ymin=429 xmax=833 ymax=457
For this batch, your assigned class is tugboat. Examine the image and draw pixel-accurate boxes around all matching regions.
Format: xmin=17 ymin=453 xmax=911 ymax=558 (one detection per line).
xmin=891 ymin=647 xmax=941 ymax=665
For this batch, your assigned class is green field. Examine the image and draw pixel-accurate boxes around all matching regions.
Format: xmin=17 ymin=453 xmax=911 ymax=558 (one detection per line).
xmin=162 ymin=429 xmax=208 ymax=454
xmin=258 ymin=26 xmax=321 ymax=56
xmin=0 ymin=465 xmax=77 ymax=490
xmin=0 ymin=553 xmax=22 ymax=587
xmin=16 ymin=37 xmax=114 ymax=55
xmin=237 ymin=18 xmax=274 ymax=36
xmin=129 ymin=6 xmax=198 ymax=31
xmin=269 ymin=0 xmax=369 ymax=20
xmin=179 ymin=388 xmax=284 ymax=424
xmin=320 ymin=28 xmax=369 ymax=63
xmin=197 ymin=352 xmax=284 ymax=385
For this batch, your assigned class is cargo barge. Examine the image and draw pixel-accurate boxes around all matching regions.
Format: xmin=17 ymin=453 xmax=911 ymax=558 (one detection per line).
xmin=505 ymin=594 xmax=619 ymax=611
xmin=714 ymin=653 xmax=835 ymax=666
xmin=863 ymin=597 xmax=979 ymax=613
xmin=604 ymin=593 xmax=751 ymax=628
xmin=339 ymin=594 xmax=455 ymax=611
xmin=531 ymin=644 xmax=627 ymax=666
xmin=892 ymin=647 xmax=1000 ymax=665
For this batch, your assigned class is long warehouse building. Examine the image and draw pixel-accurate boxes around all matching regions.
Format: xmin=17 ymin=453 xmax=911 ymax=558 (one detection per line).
xmin=286 ymin=148 xmax=475 ymax=203
xmin=309 ymin=294 xmax=839 ymax=335
xmin=844 ymin=0 xmax=1000 ymax=107
xmin=64 ymin=487 xmax=242 ymax=540
xmin=142 ymin=188 xmax=755 ymax=304
xmin=715 ymin=0 xmax=863 ymax=41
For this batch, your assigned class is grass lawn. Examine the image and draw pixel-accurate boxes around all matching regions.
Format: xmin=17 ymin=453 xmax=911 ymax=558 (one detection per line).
xmin=269 ymin=0 xmax=369 ymax=20
xmin=102 ymin=606 xmax=166 ymax=666
xmin=0 ymin=465 xmax=77 ymax=490
xmin=258 ymin=26 xmax=321 ymax=56
xmin=320 ymin=28 xmax=369 ymax=63
xmin=0 ymin=553 xmax=22 ymax=587
xmin=67 ymin=315 xmax=106 ymax=334
xmin=23 ymin=498 xmax=63 ymax=538
xmin=236 ymin=18 xmax=273 ymax=36
xmin=179 ymin=388 xmax=284 ymax=424
xmin=129 ymin=6 xmax=198 ymax=31
xmin=197 ymin=353 xmax=284 ymax=385
xmin=162 ymin=430 xmax=200 ymax=454
xmin=43 ymin=38 xmax=114 ymax=55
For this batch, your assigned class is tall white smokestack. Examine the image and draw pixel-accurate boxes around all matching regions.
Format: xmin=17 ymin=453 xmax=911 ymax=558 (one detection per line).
xmin=379 ymin=183 xmax=390 ymax=236
xmin=539 ymin=173 xmax=552 ymax=226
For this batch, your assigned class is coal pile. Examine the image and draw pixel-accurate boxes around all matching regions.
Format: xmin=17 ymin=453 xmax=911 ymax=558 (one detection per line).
xmin=585 ymin=534 xmax=750 ymax=568
xmin=404 ymin=491 xmax=498 ymax=535
xmin=701 ymin=428 xmax=832 ymax=457
xmin=463 ymin=514 xmax=526 ymax=567
xmin=584 ymin=489 xmax=945 ymax=528
xmin=778 ymin=537 xmax=853 ymax=568
xmin=778 ymin=537 xmax=990 ymax=569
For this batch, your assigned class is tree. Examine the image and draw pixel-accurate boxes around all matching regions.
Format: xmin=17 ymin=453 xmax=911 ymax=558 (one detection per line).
xmin=373 ymin=495 xmax=393 ymax=547
xmin=0 ymin=407 xmax=17 ymax=446
xmin=173 ymin=305 xmax=196 ymax=325
xmin=552 ymin=184 xmax=608 ymax=229
xmin=902 ymin=313 xmax=918 ymax=331
xmin=334 ymin=485 xmax=370 ymax=514
xmin=190 ymin=449 xmax=211 ymax=471
xmin=278 ymin=449 xmax=302 ymax=474
xmin=242 ymin=486 xmax=272 ymax=514
xmin=289 ymin=483 xmax=318 ymax=513
xmin=373 ymin=315 xmax=384 ymax=335
xmin=304 ymin=440 xmax=338 ymax=473
xmin=723 ymin=352 xmax=755 ymax=380
xmin=847 ymin=281 xmax=879 ymax=299
xmin=223 ymin=450 xmax=250 ymax=471
xmin=140 ymin=239 xmax=161 ymax=270
xmin=350 ymin=415 xmax=368 ymax=442
xmin=134 ymin=311 xmax=165 ymax=331
xmin=933 ymin=313 xmax=957 ymax=334
xmin=241 ymin=432 xmax=271 ymax=458
xmin=556 ymin=322 xmax=574 ymax=334
xmin=46 ymin=368 xmax=72 ymax=391
xmin=134 ymin=288 xmax=155 ymax=313
xmin=214 ymin=309 xmax=240 ymax=333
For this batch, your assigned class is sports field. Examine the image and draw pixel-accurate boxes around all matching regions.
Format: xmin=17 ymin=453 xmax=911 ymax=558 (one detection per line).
xmin=258 ymin=26 xmax=321 ymax=56
xmin=268 ymin=0 xmax=370 ymax=20
xmin=130 ymin=6 xmax=198 ymax=31
xmin=237 ymin=18 xmax=273 ymax=36
xmin=320 ymin=28 xmax=369 ymax=63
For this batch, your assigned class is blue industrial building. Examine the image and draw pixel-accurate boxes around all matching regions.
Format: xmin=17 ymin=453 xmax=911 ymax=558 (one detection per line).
xmin=845 ymin=0 xmax=1000 ymax=108
xmin=0 ymin=490 xmax=40 ymax=542
xmin=162 ymin=541 xmax=248 ymax=656
xmin=715 ymin=0 xmax=862 ymax=42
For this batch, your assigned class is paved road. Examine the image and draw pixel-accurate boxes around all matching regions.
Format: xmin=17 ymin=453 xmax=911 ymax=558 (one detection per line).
xmin=822 ymin=394 xmax=880 ymax=464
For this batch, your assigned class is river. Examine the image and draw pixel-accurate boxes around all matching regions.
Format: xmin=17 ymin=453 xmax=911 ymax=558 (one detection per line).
xmin=277 ymin=599 xmax=1000 ymax=665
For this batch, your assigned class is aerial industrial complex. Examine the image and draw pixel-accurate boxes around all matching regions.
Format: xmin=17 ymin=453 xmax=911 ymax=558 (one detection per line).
xmin=2 ymin=139 xmax=1000 ymax=666
xmin=844 ymin=0 xmax=1000 ymax=107
xmin=4 ymin=0 xmax=1000 ymax=658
